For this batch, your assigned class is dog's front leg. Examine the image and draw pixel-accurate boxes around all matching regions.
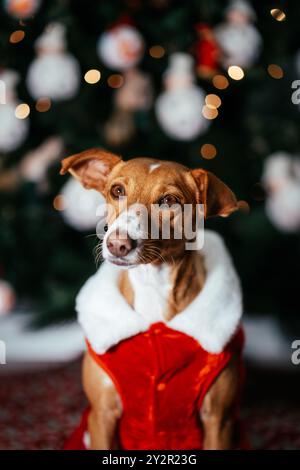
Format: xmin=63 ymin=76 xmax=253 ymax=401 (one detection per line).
xmin=82 ymin=352 xmax=122 ymax=449
xmin=200 ymin=358 xmax=238 ymax=450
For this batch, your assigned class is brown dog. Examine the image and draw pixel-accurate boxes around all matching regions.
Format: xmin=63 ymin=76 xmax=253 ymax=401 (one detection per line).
xmin=61 ymin=149 xmax=242 ymax=450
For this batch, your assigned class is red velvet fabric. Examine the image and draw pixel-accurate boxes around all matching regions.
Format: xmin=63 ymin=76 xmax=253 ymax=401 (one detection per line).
xmin=65 ymin=322 xmax=244 ymax=450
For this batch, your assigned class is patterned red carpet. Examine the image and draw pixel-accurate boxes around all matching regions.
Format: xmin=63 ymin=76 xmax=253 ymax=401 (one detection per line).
xmin=0 ymin=360 xmax=299 ymax=450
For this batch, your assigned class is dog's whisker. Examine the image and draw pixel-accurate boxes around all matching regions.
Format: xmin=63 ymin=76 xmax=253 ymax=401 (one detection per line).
xmin=93 ymin=241 xmax=105 ymax=267
xmin=142 ymin=246 xmax=167 ymax=264
xmin=85 ymin=233 xmax=99 ymax=239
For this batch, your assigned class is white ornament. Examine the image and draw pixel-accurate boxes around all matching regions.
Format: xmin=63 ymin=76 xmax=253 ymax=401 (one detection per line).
xmin=155 ymin=53 xmax=209 ymax=140
xmin=0 ymin=70 xmax=28 ymax=152
xmin=263 ymin=152 xmax=300 ymax=233
xmin=26 ymin=23 xmax=80 ymax=101
xmin=5 ymin=0 xmax=40 ymax=19
xmin=214 ymin=0 xmax=261 ymax=68
xmin=60 ymin=177 xmax=105 ymax=231
xmin=0 ymin=280 xmax=15 ymax=316
xmin=105 ymin=69 xmax=153 ymax=146
xmin=115 ymin=69 xmax=153 ymax=112
xmin=97 ymin=24 xmax=144 ymax=70
xmin=262 ymin=152 xmax=294 ymax=191
xmin=20 ymin=136 xmax=64 ymax=183
xmin=266 ymin=183 xmax=300 ymax=233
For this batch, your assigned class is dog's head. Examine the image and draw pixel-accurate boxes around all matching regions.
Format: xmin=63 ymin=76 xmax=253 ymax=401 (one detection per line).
xmin=61 ymin=149 xmax=238 ymax=267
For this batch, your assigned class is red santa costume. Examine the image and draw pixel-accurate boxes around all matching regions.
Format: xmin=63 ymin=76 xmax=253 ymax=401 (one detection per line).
xmin=64 ymin=231 xmax=245 ymax=450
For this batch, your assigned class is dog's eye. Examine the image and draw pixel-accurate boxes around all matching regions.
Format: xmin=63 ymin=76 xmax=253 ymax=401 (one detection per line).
xmin=110 ymin=184 xmax=125 ymax=198
xmin=158 ymin=194 xmax=179 ymax=207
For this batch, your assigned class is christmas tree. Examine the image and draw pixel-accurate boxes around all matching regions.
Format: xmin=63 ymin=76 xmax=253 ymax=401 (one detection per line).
xmin=0 ymin=0 xmax=299 ymax=333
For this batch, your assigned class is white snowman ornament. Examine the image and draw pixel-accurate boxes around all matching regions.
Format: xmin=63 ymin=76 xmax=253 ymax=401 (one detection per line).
xmin=0 ymin=70 xmax=29 ymax=152
xmin=26 ymin=23 xmax=80 ymax=101
xmin=214 ymin=0 xmax=262 ymax=69
xmin=97 ymin=23 xmax=144 ymax=70
xmin=156 ymin=53 xmax=209 ymax=141
xmin=262 ymin=152 xmax=300 ymax=233
xmin=60 ymin=177 xmax=105 ymax=232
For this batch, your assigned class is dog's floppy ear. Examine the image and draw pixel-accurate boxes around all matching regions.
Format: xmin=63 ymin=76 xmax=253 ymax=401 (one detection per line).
xmin=60 ymin=148 xmax=121 ymax=192
xmin=191 ymin=168 xmax=238 ymax=218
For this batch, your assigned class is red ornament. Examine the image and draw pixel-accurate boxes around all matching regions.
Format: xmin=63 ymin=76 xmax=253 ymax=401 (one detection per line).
xmin=194 ymin=23 xmax=220 ymax=79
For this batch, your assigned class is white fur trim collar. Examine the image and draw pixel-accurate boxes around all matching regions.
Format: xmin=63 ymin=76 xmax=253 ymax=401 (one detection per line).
xmin=76 ymin=230 xmax=243 ymax=354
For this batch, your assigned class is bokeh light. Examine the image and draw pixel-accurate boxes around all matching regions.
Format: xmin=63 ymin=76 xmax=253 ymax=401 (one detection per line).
xmin=228 ymin=66 xmax=244 ymax=80
xmin=270 ymin=9 xmax=286 ymax=21
xmin=9 ymin=30 xmax=25 ymax=43
xmin=202 ymin=106 xmax=218 ymax=120
xmin=238 ymin=200 xmax=250 ymax=213
xmin=84 ymin=69 xmax=101 ymax=84
xmin=149 ymin=45 xmax=165 ymax=59
xmin=53 ymin=195 xmax=67 ymax=211
xmin=107 ymin=74 xmax=124 ymax=88
xmin=15 ymin=103 xmax=30 ymax=119
xmin=35 ymin=97 xmax=51 ymax=112
xmin=205 ymin=94 xmax=221 ymax=109
xmin=267 ymin=64 xmax=284 ymax=79
xmin=212 ymin=74 xmax=229 ymax=90
xmin=200 ymin=143 xmax=217 ymax=160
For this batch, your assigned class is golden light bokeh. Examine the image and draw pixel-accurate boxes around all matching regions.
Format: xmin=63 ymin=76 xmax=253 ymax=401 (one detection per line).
xmin=35 ymin=97 xmax=51 ymax=112
xmin=238 ymin=200 xmax=250 ymax=213
xmin=202 ymin=105 xmax=218 ymax=120
xmin=270 ymin=9 xmax=286 ymax=22
xmin=84 ymin=69 xmax=101 ymax=84
xmin=212 ymin=74 xmax=229 ymax=90
xmin=15 ymin=103 xmax=30 ymax=119
xmin=205 ymin=94 xmax=221 ymax=109
xmin=267 ymin=64 xmax=284 ymax=79
xmin=9 ymin=30 xmax=25 ymax=44
xmin=200 ymin=143 xmax=217 ymax=160
xmin=149 ymin=45 xmax=165 ymax=59
xmin=53 ymin=195 xmax=67 ymax=211
xmin=107 ymin=74 xmax=124 ymax=88
xmin=228 ymin=65 xmax=244 ymax=80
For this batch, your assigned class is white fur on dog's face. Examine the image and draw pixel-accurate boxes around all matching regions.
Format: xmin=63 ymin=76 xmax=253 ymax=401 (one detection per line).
xmin=102 ymin=204 xmax=147 ymax=268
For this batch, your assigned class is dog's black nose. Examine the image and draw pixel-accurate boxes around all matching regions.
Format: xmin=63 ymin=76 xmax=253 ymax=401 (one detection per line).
xmin=106 ymin=231 xmax=135 ymax=258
